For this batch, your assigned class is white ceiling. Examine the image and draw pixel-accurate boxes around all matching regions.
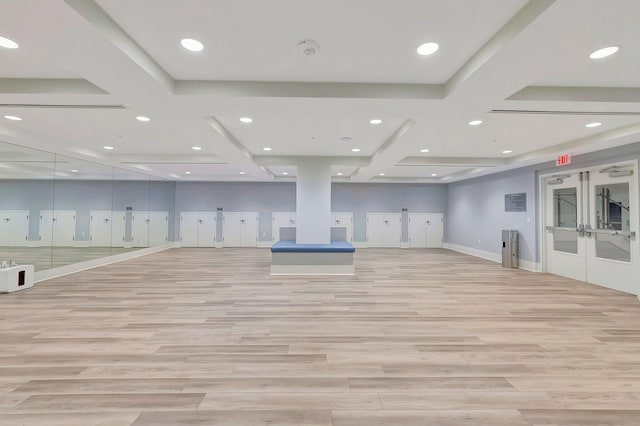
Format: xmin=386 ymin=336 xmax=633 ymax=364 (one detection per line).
xmin=1 ymin=0 xmax=640 ymax=183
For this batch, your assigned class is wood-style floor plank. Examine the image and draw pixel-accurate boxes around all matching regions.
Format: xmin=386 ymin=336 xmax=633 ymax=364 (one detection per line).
xmin=1 ymin=247 xmax=639 ymax=425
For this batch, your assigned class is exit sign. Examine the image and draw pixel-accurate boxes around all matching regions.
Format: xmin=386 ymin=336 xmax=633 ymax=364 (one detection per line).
xmin=556 ymin=154 xmax=571 ymax=166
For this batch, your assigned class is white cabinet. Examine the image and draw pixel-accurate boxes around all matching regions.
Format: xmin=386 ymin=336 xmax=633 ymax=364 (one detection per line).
xmin=180 ymin=212 xmax=216 ymax=247
xmin=366 ymin=213 xmax=401 ymax=247
xmin=331 ymin=212 xmax=353 ymax=243
xmin=39 ymin=210 xmax=76 ymax=247
xmin=223 ymin=212 xmax=258 ymax=247
xmin=131 ymin=211 xmax=168 ymax=247
xmin=0 ymin=210 xmax=29 ymax=247
xmin=90 ymin=211 xmax=126 ymax=247
xmin=272 ymin=212 xmax=296 ymax=242
xmin=408 ymin=213 xmax=444 ymax=248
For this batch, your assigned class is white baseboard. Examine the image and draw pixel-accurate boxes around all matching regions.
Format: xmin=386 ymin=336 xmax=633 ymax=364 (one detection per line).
xmin=257 ymin=241 xmax=273 ymax=248
xmin=26 ymin=241 xmax=40 ymax=248
xmin=73 ymin=241 xmax=91 ymax=248
xmin=352 ymin=242 xmax=368 ymax=248
xmin=443 ymin=242 xmax=539 ymax=272
xmin=34 ymin=243 xmax=179 ymax=284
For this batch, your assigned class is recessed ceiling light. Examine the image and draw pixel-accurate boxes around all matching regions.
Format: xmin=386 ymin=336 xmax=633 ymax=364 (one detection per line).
xmin=351 ymin=148 xmax=361 ymax=152
xmin=240 ymin=117 xmax=253 ymax=123
xmin=370 ymin=119 xmax=382 ymax=125
xmin=502 ymin=150 xmax=513 ymax=154
xmin=379 ymin=173 xmax=385 ymax=176
xmin=589 ymin=46 xmax=619 ymax=59
xmin=431 ymin=173 xmax=438 ymax=177
xmin=585 ymin=122 xmax=602 ymax=128
xmin=180 ymin=38 xmax=204 ymax=52
xmin=136 ymin=116 xmax=150 ymax=122
xmin=192 ymin=146 xmax=202 ymax=150
xmin=263 ymin=147 xmax=272 ymax=151
xmin=469 ymin=120 xmax=483 ymax=126
xmin=337 ymin=172 xmax=343 ymax=176
xmin=103 ymin=146 xmax=114 ymax=150
xmin=185 ymin=171 xmax=191 ymax=175
xmin=3 ymin=115 xmax=22 ymax=121
xmin=239 ymin=171 xmax=246 ymax=175
xmin=0 ymin=36 xmax=19 ymax=49
xmin=417 ymin=42 xmax=439 ymax=56
xmin=282 ymin=172 xmax=289 ymax=175
xmin=70 ymin=169 xmax=79 ymax=173
xmin=420 ymin=149 xmax=430 ymax=153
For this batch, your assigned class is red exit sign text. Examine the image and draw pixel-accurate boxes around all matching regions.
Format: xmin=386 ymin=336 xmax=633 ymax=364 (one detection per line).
xmin=556 ymin=154 xmax=571 ymax=166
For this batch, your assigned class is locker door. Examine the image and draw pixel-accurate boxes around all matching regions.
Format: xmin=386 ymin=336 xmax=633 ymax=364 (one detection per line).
xmin=240 ymin=212 xmax=258 ymax=247
xmin=39 ymin=210 xmax=54 ymax=246
xmin=52 ymin=210 xmax=76 ymax=247
xmin=180 ymin=212 xmax=200 ymax=247
xmin=131 ymin=212 xmax=150 ymax=247
xmin=198 ymin=213 xmax=217 ymax=247
xmin=111 ymin=211 xmax=126 ymax=247
xmin=223 ymin=212 xmax=242 ymax=247
xmin=366 ymin=214 xmax=385 ymax=247
xmin=148 ymin=211 xmax=168 ymax=246
xmin=408 ymin=213 xmax=428 ymax=248
xmin=332 ymin=212 xmax=353 ymax=243
xmin=383 ymin=213 xmax=402 ymax=248
xmin=425 ymin=213 xmax=444 ymax=248
xmin=1 ymin=210 xmax=29 ymax=246
xmin=272 ymin=212 xmax=294 ymax=242
xmin=90 ymin=211 xmax=113 ymax=247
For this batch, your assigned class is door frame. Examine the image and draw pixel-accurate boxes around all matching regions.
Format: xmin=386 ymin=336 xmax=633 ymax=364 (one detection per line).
xmin=539 ymin=159 xmax=639 ymax=296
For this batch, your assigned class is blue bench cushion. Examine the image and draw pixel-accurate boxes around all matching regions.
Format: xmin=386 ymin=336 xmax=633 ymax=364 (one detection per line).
xmin=271 ymin=240 xmax=355 ymax=253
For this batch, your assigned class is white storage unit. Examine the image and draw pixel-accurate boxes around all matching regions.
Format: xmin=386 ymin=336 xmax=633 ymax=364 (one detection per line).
xmin=366 ymin=213 xmax=402 ymax=247
xmin=223 ymin=212 xmax=258 ymax=247
xmin=180 ymin=212 xmax=217 ymax=247
xmin=90 ymin=211 xmax=126 ymax=247
xmin=408 ymin=213 xmax=444 ymax=248
xmin=39 ymin=210 xmax=76 ymax=247
xmin=131 ymin=211 xmax=169 ymax=247
xmin=272 ymin=212 xmax=296 ymax=242
xmin=0 ymin=210 xmax=29 ymax=247
xmin=332 ymin=212 xmax=353 ymax=243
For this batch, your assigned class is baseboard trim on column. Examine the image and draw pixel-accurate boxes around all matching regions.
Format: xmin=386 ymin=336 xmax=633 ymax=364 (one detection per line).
xmin=442 ymin=242 xmax=539 ymax=272
xmin=34 ymin=243 xmax=179 ymax=284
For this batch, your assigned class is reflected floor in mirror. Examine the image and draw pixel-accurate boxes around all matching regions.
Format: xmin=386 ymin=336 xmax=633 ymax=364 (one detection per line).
xmin=1 ymin=248 xmax=640 ymax=426
xmin=0 ymin=247 xmax=140 ymax=272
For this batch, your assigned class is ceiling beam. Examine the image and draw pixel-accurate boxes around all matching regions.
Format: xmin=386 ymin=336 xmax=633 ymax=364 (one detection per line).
xmin=253 ymin=155 xmax=370 ymax=167
xmin=0 ymin=78 xmax=108 ymax=94
xmin=399 ymin=156 xmax=507 ymax=166
xmin=507 ymin=86 xmax=640 ymax=103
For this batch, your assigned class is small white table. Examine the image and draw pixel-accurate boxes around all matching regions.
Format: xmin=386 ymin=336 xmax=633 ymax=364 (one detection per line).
xmin=0 ymin=265 xmax=35 ymax=293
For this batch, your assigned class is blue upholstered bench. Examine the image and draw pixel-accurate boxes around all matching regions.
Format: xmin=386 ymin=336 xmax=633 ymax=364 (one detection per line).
xmin=270 ymin=240 xmax=355 ymax=275
xmin=271 ymin=240 xmax=355 ymax=253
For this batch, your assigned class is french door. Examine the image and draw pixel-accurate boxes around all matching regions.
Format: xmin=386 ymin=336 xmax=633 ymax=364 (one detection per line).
xmin=544 ymin=162 xmax=639 ymax=295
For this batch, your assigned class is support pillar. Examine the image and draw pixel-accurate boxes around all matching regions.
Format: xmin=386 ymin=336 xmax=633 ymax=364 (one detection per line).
xmin=296 ymin=158 xmax=331 ymax=244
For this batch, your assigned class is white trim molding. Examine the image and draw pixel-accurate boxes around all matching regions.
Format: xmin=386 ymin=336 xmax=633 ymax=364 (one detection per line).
xmin=443 ymin=242 xmax=539 ymax=272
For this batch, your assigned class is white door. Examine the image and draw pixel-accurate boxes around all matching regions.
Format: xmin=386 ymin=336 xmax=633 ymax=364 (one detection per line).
xmin=223 ymin=212 xmax=242 ymax=247
xmin=383 ymin=213 xmax=402 ymax=247
xmin=110 ymin=211 xmax=126 ymax=247
xmin=425 ymin=214 xmax=444 ymax=248
xmin=0 ymin=210 xmax=29 ymax=246
xmin=272 ymin=212 xmax=295 ymax=242
xmin=545 ymin=173 xmax=587 ymax=282
xmin=180 ymin=212 xmax=200 ymax=247
xmin=198 ymin=213 xmax=217 ymax=247
xmin=149 ymin=211 xmax=168 ymax=246
xmin=366 ymin=213 xmax=385 ymax=247
xmin=240 ymin=212 xmax=258 ymax=247
xmin=408 ymin=213 xmax=428 ymax=248
xmin=332 ymin=212 xmax=353 ymax=243
xmin=39 ymin=210 xmax=54 ymax=246
xmin=585 ymin=167 xmax=639 ymax=294
xmin=131 ymin=212 xmax=150 ymax=247
xmin=40 ymin=210 xmax=76 ymax=247
xmin=90 ymin=211 xmax=112 ymax=247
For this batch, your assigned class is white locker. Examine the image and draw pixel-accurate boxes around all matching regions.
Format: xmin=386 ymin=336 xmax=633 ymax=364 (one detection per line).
xmin=331 ymin=212 xmax=353 ymax=243
xmin=131 ymin=212 xmax=149 ymax=247
xmin=180 ymin=212 xmax=216 ymax=247
xmin=39 ymin=210 xmax=76 ymax=247
xmin=0 ymin=210 xmax=29 ymax=246
xmin=149 ymin=211 xmax=169 ymax=246
xmin=408 ymin=213 xmax=444 ymax=248
xmin=223 ymin=212 xmax=258 ymax=247
xmin=366 ymin=213 xmax=402 ymax=247
xmin=272 ymin=212 xmax=296 ymax=242
xmin=90 ymin=211 xmax=126 ymax=247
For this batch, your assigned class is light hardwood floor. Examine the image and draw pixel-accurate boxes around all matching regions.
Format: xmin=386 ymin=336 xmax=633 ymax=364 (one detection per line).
xmin=1 ymin=248 xmax=639 ymax=425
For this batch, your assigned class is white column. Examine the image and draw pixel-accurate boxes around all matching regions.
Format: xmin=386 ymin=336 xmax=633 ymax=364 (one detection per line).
xmin=296 ymin=158 xmax=331 ymax=244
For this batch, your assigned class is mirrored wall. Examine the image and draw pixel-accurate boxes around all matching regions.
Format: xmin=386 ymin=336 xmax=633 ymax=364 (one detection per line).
xmin=0 ymin=140 xmax=174 ymax=274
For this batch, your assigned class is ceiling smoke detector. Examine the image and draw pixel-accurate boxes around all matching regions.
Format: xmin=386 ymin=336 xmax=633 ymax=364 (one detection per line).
xmin=298 ymin=39 xmax=319 ymax=56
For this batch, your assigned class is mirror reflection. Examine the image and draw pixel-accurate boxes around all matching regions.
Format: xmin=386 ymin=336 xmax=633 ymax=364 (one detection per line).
xmin=553 ymin=187 xmax=578 ymax=254
xmin=595 ymin=183 xmax=631 ymax=262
